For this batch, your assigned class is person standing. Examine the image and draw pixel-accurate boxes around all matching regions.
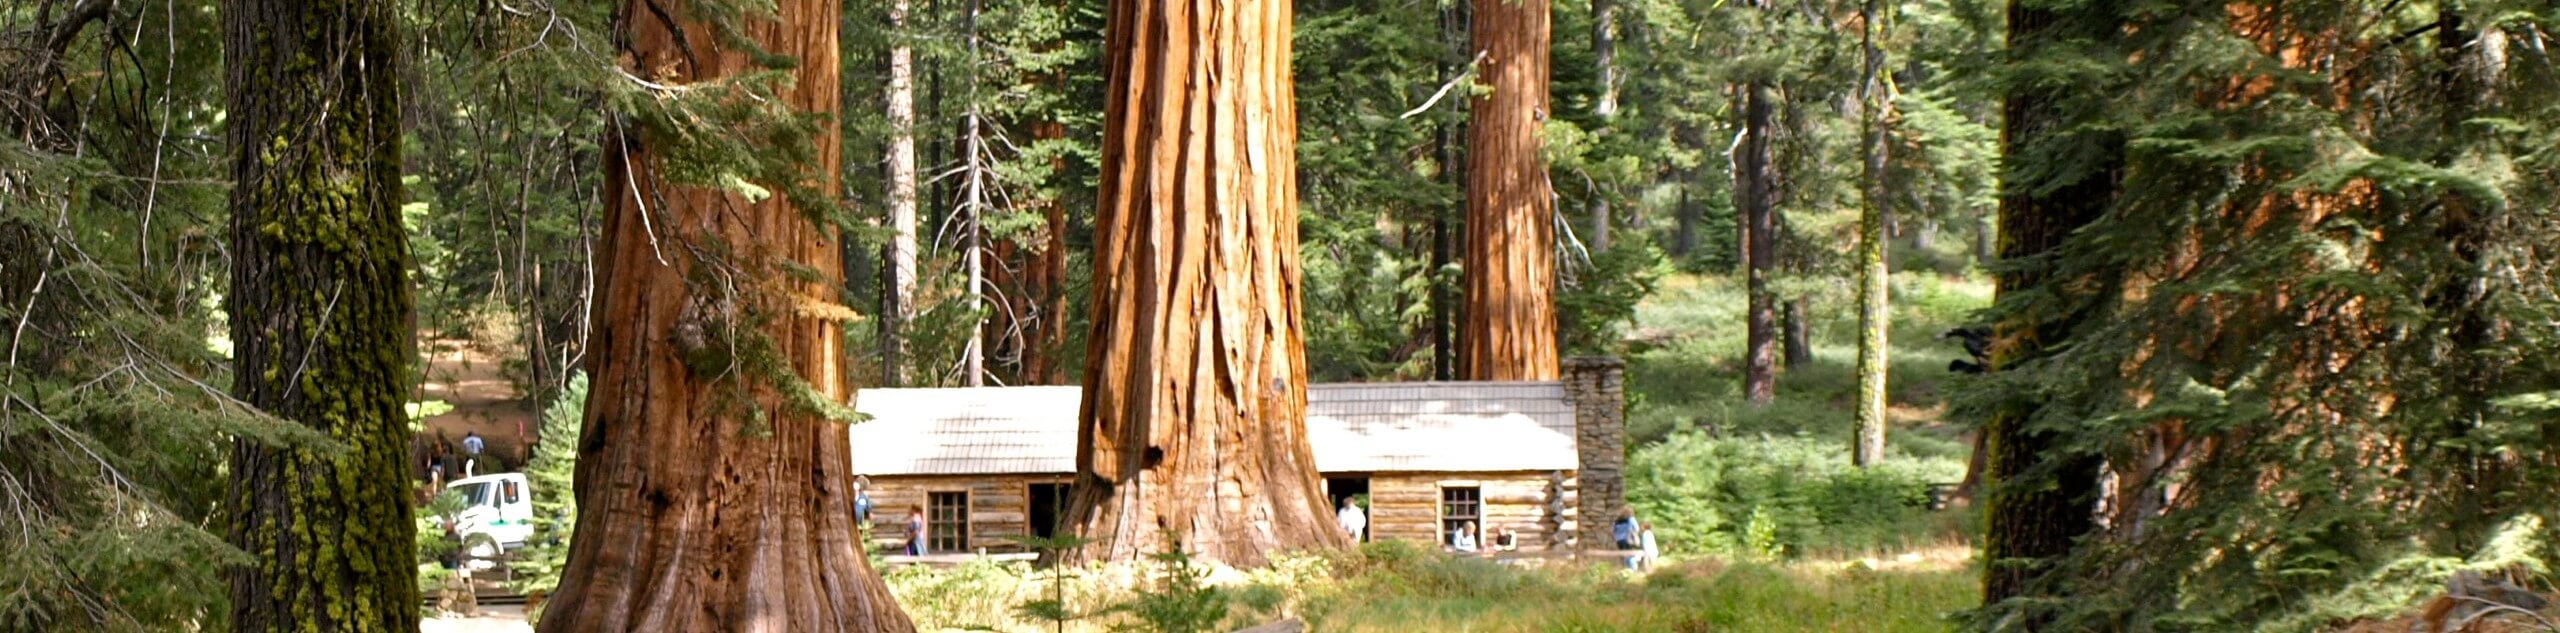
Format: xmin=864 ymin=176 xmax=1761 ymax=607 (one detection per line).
xmin=1613 ymin=510 xmax=1642 ymax=570
xmin=1336 ymin=497 xmax=1367 ymax=542
xmin=1639 ymin=526 xmax=1660 ymax=571
xmin=904 ymin=505 xmax=928 ymax=556
xmin=853 ymin=478 xmax=874 ymax=525
xmin=461 ymin=431 xmax=485 ymax=477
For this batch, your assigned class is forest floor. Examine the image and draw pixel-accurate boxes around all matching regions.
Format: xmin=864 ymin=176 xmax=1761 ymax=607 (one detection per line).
xmin=881 ymin=543 xmax=1978 ymax=633
xmin=416 ymin=335 xmax=538 ymax=471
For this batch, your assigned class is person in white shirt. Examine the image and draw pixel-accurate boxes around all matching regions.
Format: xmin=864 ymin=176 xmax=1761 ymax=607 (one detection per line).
xmin=460 ymin=432 xmax=485 ymax=477
xmin=1452 ymin=521 xmax=1479 ymax=553
xmin=1336 ymin=497 xmax=1367 ymax=542
xmin=1639 ymin=527 xmax=1660 ymax=571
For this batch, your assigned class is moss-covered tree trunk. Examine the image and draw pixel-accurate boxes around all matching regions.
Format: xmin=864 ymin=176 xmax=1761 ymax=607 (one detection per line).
xmin=1851 ymin=0 xmax=1891 ymax=467
xmin=1459 ymin=0 xmax=1561 ymax=381
xmin=221 ymin=0 xmax=418 ymax=630
xmin=534 ymin=1 xmax=915 ymax=630
xmin=1063 ymin=0 xmax=1348 ymax=567
xmin=1737 ymin=80 xmax=1779 ymax=404
xmin=1980 ymin=0 xmax=2118 ymax=614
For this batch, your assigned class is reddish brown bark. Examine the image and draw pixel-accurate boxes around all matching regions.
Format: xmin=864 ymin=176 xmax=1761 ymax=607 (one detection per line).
xmin=1063 ymin=0 xmax=1347 ymax=567
xmin=1020 ymin=120 xmax=1073 ymax=385
xmin=1458 ymin=0 xmax=1562 ymax=382
xmin=536 ymin=1 xmax=913 ymax=631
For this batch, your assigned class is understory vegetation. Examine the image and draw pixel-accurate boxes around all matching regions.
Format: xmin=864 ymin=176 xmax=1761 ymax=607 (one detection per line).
xmin=884 ymin=540 xmax=1976 ymax=633
xmin=1624 ymin=268 xmax=1985 ymax=559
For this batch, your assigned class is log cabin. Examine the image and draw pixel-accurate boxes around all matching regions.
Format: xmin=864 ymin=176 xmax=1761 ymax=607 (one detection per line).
xmin=847 ymin=358 xmax=1628 ymax=555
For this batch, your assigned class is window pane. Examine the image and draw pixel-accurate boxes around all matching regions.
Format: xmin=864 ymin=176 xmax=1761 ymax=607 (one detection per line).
xmin=928 ymin=491 xmax=970 ymax=551
xmin=1440 ymin=487 xmax=1481 ymax=546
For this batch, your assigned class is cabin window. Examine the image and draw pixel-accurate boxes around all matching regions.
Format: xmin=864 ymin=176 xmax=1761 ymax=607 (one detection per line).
xmin=1027 ymin=483 xmax=1070 ymax=539
xmin=1439 ymin=486 xmax=1482 ymax=546
xmin=929 ymin=491 xmax=970 ymax=552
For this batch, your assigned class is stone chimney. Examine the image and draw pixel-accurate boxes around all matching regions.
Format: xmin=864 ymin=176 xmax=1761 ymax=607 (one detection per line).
xmin=1563 ymin=356 xmax=1627 ymax=551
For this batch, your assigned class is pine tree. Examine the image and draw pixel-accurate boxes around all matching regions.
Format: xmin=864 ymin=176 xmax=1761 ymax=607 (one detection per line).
xmin=220 ymin=0 xmax=420 ymax=629
xmin=1850 ymin=0 xmax=1892 ymax=467
xmin=1977 ymin=0 xmax=2122 ymax=620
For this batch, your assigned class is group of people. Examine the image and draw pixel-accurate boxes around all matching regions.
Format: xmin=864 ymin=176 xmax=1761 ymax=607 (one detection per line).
xmin=1613 ymin=510 xmax=1660 ymax=571
xmin=1446 ymin=521 xmax=1521 ymax=553
xmin=851 ymin=480 xmax=935 ymax=557
xmin=416 ymin=431 xmax=489 ymax=500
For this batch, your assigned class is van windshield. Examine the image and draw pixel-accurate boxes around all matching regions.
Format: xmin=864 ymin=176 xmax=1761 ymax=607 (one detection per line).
xmin=454 ymin=482 xmax=492 ymax=508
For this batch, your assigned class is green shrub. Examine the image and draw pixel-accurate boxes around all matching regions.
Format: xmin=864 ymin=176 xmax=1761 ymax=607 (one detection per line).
xmin=1628 ymin=433 xmax=1962 ymax=558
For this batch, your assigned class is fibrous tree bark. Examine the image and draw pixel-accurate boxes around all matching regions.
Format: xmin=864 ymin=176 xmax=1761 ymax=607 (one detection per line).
xmin=1851 ymin=0 xmax=1891 ymax=467
xmin=222 ymin=0 xmax=418 ymax=629
xmin=536 ymin=1 xmax=914 ymax=631
xmin=1458 ymin=0 xmax=1561 ymax=382
xmin=1980 ymin=0 xmax=2118 ymax=614
xmin=1063 ymin=0 xmax=1347 ymax=567
xmin=1737 ymin=80 xmax=1779 ymax=404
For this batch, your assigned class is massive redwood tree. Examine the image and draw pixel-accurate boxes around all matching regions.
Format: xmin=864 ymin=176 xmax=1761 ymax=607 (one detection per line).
xmin=535 ymin=2 xmax=913 ymax=631
xmin=1459 ymin=0 xmax=1562 ymax=381
xmin=221 ymin=0 xmax=418 ymax=629
xmin=1063 ymin=0 xmax=1348 ymax=567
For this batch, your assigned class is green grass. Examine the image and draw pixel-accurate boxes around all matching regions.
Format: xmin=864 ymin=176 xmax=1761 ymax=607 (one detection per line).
xmin=881 ymin=542 xmax=1980 ymax=633
xmin=1301 ymin=543 xmax=1977 ymax=633
xmin=1623 ymin=270 xmax=1992 ymax=453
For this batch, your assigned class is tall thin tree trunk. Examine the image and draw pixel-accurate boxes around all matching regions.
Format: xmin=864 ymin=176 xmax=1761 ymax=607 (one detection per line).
xmin=1587 ymin=0 xmax=1617 ymax=253
xmin=537 ymin=2 xmax=914 ymax=630
xmin=1980 ymin=0 xmax=2118 ymax=615
xmin=960 ymin=0 xmax=987 ymax=387
xmin=1430 ymin=0 xmax=1463 ymax=382
xmin=884 ymin=0 xmax=919 ymax=387
xmin=1852 ymin=0 xmax=1891 ymax=467
xmin=1738 ymin=81 xmax=1778 ymax=404
xmin=1974 ymin=213 xmax=1995 ymax=263
xmin=1063 ymin=0 xmax=1347 ymax=567
xmin=1459 ymin=0 xmax=1561 ymax=381
xmin=1781 ymin=298 xmax=1811 ymax=368
xmin=1023 ymin=117 xmax=1071 ymax=384
xmin=222 ymin=0 xmax=417 ymax=628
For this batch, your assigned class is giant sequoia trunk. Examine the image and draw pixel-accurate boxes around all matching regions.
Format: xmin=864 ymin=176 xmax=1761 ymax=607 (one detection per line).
xmin=1458 ymin=0 xmax=1561 ymax=381
xmin=1062 ymin=0 xmax=1347 ymax=567
xmin=1980 ymin=0 xmax=2118 ymax=613
xmin=222 ymin=1 xmax=418 ymax=629
xmin=1737 ymin=81 xmax=1779 ymax=404
xmin=536 ymin=2 xmax=914 ymax=631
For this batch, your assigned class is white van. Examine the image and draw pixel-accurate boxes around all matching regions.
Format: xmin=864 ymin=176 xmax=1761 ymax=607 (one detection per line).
xmin=444 ymin=473 xmax=535 ymax=558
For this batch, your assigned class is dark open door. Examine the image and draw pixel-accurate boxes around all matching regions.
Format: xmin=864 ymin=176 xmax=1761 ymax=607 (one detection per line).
xmin=1325 ymin=476 xmax=1371 ymax=542
xmin=1027 ymin=482 xmax=1069 ymax=539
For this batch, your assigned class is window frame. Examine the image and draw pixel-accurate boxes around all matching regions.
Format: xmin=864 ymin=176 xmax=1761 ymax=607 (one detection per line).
xmin=1439 ymin=486 xmax=1482 ymax=546
xmin=927 ymin=491 xmax=971 ymax=552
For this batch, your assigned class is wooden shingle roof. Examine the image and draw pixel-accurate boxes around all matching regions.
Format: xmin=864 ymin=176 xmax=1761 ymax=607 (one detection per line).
xmin=848 ymin=382 xmax=1579 ymax=476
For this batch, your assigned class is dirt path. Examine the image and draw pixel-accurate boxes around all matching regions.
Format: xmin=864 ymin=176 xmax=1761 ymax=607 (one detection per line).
xmin=416 ymin=336 xmax=537 ymax=474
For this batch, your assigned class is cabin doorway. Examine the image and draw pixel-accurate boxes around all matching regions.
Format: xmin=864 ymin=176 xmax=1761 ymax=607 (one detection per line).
xmin=1325 ymin=476 xmax=1371 ymax=542
xmin=1027 ymin=482 xmax=1070 ymax=540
